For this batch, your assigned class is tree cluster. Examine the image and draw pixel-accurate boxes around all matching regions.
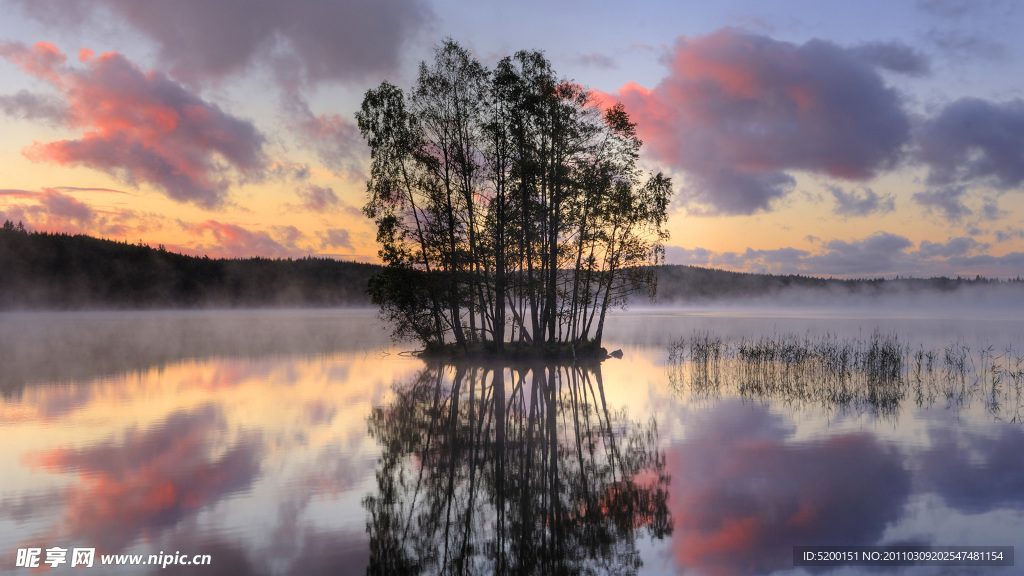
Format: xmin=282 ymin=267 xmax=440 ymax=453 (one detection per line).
xmin=365 ymin=364 xmax=672 ymax=575
xmin=357 ymin=41 xmax=672 ymax=356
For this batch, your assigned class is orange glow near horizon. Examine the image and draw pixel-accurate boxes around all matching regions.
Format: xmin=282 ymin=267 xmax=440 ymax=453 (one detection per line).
xmin=2 ymin=33 xmax=1022 ymax=274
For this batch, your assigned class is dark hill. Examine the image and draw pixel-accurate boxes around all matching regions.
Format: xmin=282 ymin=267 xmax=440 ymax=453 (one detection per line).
xmin=650 ymin=265 xmax=1019 ymax=303
xmin=0 ymin=224 xmax=377 ymax=309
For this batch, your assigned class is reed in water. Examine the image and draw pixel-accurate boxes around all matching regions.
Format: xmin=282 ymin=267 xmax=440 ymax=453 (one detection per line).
xmin=669 ymin=331 xmax=1024 ymax=421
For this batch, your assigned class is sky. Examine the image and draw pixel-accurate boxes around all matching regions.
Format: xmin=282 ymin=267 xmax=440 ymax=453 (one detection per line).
xmin=1 ymin=0 xmax=1023 ymax=278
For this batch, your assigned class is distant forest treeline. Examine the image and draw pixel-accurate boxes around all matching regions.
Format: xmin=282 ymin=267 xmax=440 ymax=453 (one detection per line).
xmin=652 ymin=264 xmax=1023 ymax=303
xmin=1 ymin=222 xmax=1020 ymax=310
xmin=0 ymin=223 xmax=377 ymax=309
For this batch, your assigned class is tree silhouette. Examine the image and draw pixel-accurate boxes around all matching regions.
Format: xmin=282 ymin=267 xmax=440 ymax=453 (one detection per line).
xmin=357 ymin=40 xmax=672 ymax=356
xmin=364 ymin=363 xmax=672 ymax=575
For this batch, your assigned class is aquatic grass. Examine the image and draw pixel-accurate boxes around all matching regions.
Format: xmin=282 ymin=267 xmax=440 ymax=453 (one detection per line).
xmin=668 ymin=331 xmax=1024 ymax=421
xmin=669 ymin=332 xmax=722 ymax=397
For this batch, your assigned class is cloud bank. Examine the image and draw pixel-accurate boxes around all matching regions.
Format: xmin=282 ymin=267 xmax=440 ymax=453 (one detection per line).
xmin=0 ymin=42 xmax=266 ymax=208
xmin=27 ymin=405 xmax=260 ymax=551
xmin=0 ymin=89 xmax=70 ymax=125
xmin=829 ymin=185 xmax=896 ymax=218
xmin=9 ymin=0 xmax=432 ymax=86
xmin=0 ymin=187 xmax=160 ymax=238
xmin=187 ymin=220 xmax=306 ymax=258
xmin=610 ymin=29 xmax=915 ymax=215
xmin=916 ymin=97 xmax=1024 ymax=191
xmin=665 ymin=231 xmax=1023 ymax=277
xmin=667 ymin=403 xmax=909 ymax=576
xmin=283 ymin=95 xmax=368 ymax=179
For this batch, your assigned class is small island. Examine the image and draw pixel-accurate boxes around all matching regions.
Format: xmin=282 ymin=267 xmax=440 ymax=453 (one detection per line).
xmin=357 ymin=41 xmax=672 ymax=360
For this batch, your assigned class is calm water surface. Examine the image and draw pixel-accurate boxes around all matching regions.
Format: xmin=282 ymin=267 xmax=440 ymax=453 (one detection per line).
xmin=1 ymin=308 xmax=1022 ymax=575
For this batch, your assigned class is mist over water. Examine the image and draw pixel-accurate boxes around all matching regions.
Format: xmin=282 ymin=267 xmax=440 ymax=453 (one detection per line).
xmin=1 ymin=306 xmax=1022 ymax=575
xmin=0 ymin=309 xmax=392 ymax=395
xmin=606 ymin=305 xmax=1024 ymax=352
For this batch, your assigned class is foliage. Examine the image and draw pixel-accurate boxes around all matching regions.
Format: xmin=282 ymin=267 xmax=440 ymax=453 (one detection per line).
xmin=364 ymin=364 xmax=672 ymax=575
xmin=357 ymin=40 xmax=672 ymax=354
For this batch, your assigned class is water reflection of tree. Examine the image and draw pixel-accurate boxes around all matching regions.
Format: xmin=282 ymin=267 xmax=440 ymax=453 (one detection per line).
xmin=364 ymin=363 xmax=671 ymax=575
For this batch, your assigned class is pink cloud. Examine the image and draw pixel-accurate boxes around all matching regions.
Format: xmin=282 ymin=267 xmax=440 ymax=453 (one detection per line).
xmin=187 ymin=220 xmax=304 ymax=258
xmin=0 ymin=188 xmax=167 ymax=239
xmin=1 ymin=42 xmax=266 ymax=208
xmin=318 ymin=228 xmax=354 ymax=251
xmin=605 ymin=29 xmax=912 ymax=214
xmin=284 ymin=95 xmax=368 ymax=179
xmin=4 ymin=188 xmax=91 ymax=231
xmin=38 ymin=187 xmax=94 ymax=224
xmin=0 ymin=41 xmax=66 ymax=85
xmin=292 ymin=185 xmax=363 ymax=219
xmin=0 ymin=189 xmax=39 ymax=199
xmin=296 ymin=185 xmax=339 ymax=213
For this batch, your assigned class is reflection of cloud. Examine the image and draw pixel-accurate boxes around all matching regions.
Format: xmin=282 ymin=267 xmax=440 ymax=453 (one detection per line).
xmin=298 ymin=445 xmax=375 ymax=497
xmin=146 ymin=529 xmax=368 ymax=576
xmin=284 ymin=529 xmax=368 ymax=576
xmin=26 ymin=404 xmax=261 ymax=551
xmin=304 ymin=399 xmax=337 ymax=426
xmin=145 ymin=537 xmax=268 ymax=576
xmin=0 ymin=489 xmax=64 ymax=523
xmin=919 ymin=425 xmax=1024 ymax=514
xmin=35 ymin=382 xmax=97 ymax=420
xmin=265 ymin=444 xmax=373 ymax=574
xmin=668 ymin=402 xmax=910 ymax=576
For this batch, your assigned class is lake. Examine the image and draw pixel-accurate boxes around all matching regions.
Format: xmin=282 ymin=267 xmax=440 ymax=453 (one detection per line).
xmin=1 ymin=308 xmax=1022 ymax=575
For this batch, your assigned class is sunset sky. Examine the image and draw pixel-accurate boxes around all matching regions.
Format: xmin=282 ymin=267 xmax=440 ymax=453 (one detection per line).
xmin=2 ymin=0 xmax=1023 ymax=277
